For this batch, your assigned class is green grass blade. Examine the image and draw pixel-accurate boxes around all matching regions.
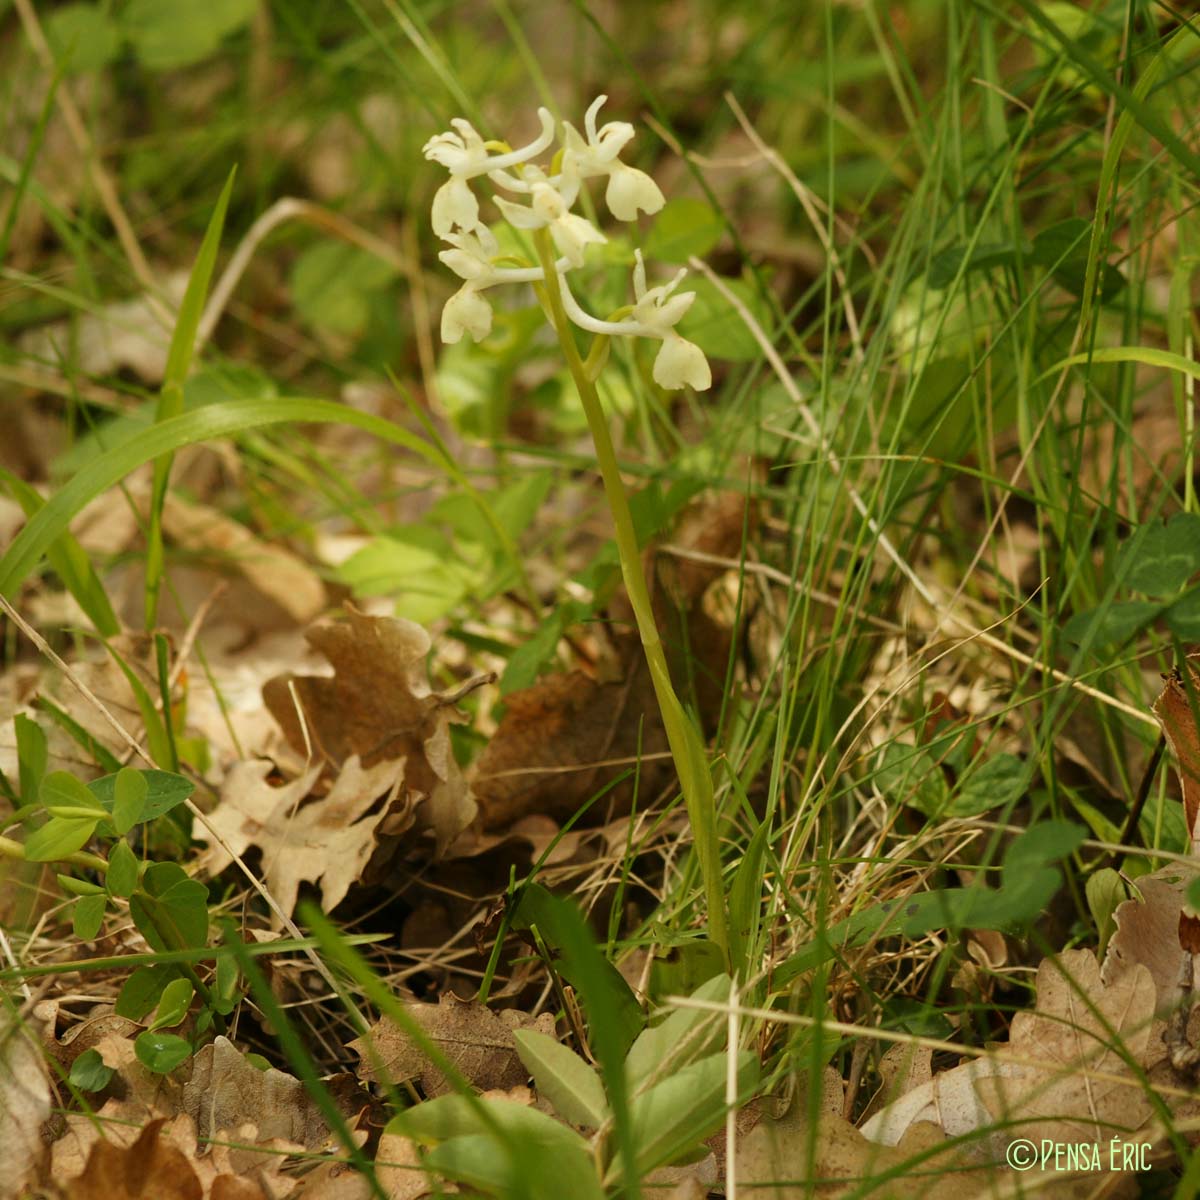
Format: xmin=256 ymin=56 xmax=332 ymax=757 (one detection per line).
xmin=0 ymin=397 xmax=446 ymax=602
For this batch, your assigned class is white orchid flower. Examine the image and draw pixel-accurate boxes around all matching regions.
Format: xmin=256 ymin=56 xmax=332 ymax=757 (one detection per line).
xmin=437 ymin=223 xmax=554 ymax=286
xmin=562 ymin=95 xmax=665 ymax=221
xmin=494 ymin=171 xmax=605 ymax=269
xmin=424 ymin=109 xmax=556 ymax=236
xmin=556 ymin=251 xmax=711 ymax=390
xmin=437 ymin=223 xmax=572 ymax=344
xmin=440 ymin=284 xmax=493 ymax=344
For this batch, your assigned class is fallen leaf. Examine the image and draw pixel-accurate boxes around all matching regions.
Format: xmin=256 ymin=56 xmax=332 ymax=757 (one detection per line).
xmin=160 ymin=493 xmax=327 ymax=625
xmin=976 ymin=948 xmax=1157 ymax=1146
xmin=199 ymin=756 xmax=404 ymax=919
xmin=1152 ymin=658 xmax=1200 ymax=953
xmin=349 ymin=993 xmax=554 ymax=1098
xmin=62 ymin=1118 xmax=205 ymax=1200
xmin=471 ymin=659 xmax=671 ymax=830
xmin=18 ymin=274 xmax=186 ymax=383
xmin=263 ymin=608 xmax=476 ymax=854
xmin=859 ymin=1056 xmax=1006 ymax=1158
xmin=0 ymin=1009 xmax=51 ymax=1197
xmin=1102 ymin=865 xmax=1197 ymax=1016
xmin=374 ymin=1131 xmax=429 ymax=1200
xmin=184 ymin=1036 xmax=336 ymax=1150
xmin=743 ymin=1089 xmax=1131 ymax=1198
xmin=860 ymin=1042 xmax=932 ymax=1124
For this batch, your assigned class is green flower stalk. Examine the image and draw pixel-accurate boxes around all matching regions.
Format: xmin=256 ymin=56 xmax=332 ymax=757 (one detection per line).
xmin=423 ymin=98 xmax=728 ymax=960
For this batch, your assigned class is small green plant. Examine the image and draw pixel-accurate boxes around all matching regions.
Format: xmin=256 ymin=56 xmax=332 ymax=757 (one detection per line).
xmin=422 ymin=99 xmax=729 ymax=964
xmin=1 ymin=716 xmax=231 ymax=1075
xmin=305 ymin=895 xmax=757 ymax=1200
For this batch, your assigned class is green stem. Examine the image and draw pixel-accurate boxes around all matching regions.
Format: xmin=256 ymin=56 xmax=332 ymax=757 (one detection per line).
xmin=532 ymin=230 xmax=729 ymax=963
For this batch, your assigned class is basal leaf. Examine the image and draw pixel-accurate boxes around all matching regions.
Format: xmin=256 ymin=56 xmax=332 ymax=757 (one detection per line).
xmin=607 ymin=1049 xmax=758 ymax=1185
xmin=1061 ymin=600 xmax=1163 ymax=647
xmin=625 ymin=973 xmax=731 ymax=1089
xmin=952 ymin=753 xmax=1028 ymax=817
xmin=1116 ymin=513 xmax=1200 ymax=598
xmin=512 ymin=1029 xmax=608 ymax=1128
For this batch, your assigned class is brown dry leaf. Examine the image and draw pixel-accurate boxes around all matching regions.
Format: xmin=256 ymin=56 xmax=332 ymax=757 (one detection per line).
xmin=291 ymin=1131 xmax=371 ymax=1199
xmin=199 ymin=756 xmax=403 ymax=919
xmin=61 ymin=1119 xmax=205 ymax=1200
xmin=859 ymin=1056 xmax=1005 ymax=1158
xmin=52 ymin=1100 xmax=300 ymax=1200
xmin=160 ymin=493 xmax=327 ymax=626
xmin=349 ymin=994 xmax=554 ymax=1097
xmin=471 ymin=653 xmax=671 ymax=831
xmin=859 ymin=1043 xmax=933 ymax=1124
xmin=374 ymin=1132 xmax=430 ymax=1200
xmin=0 ymin=1009 xmax=51 ymax=1197
xmin=18 ymin=274 xmax=186 ymax=383
xmin=263 ymin=608 xmax=475 ymax=853
xmin=1152 ymin=657 xmax=1200 ymax=847
xmin=1102 ymin=865 xmax=1198 ymax=1016
xmin=184 ymin=1036 xmax=335 ymax=1150
xmin=976 ymin=948 xmax=1157 ymax=1146
xmin=741 ymin=1098 xmax=1132 ymax=1198
xmin=1152 ymin=658 xmax=1200 ymax=953
xmin=56 ymin=1113 xmax=282 ymax=1200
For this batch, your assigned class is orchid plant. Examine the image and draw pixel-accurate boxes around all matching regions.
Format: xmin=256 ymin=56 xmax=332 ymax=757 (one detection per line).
xmin=424 ymin=99 xmax=729 ymax=964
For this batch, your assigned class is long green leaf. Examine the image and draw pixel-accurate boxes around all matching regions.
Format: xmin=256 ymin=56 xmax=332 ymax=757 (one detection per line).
xmin=512 ymin=1029 xmax=608 ymax=1129
xmin=604 ymin=1049 xmax=758 ymax=1186
xmin=1041 ymin=346 xmax=1200 ymax=386
xmin=0 ymin=398 xmax=445 ymax=601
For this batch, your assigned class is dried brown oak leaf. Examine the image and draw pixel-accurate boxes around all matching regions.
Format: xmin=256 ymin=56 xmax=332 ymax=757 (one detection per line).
xmin=737 ymin=1086 xmax=1111 ymax=1199
xmin=50 ymin=1038 xmax=318 ymax=1198
xmin=263 ymin=608 xmax=475 ymax=854
xmin=471 ymin=656 xmax=671 ymax=831
xmin=349 ymin=993 xmax=554 ymax=1098
xmin=184 ymin=1036 xmax=338 ymax=1150
xmin=199 ymin=756 xmax=403 ymax=920
xmin=975 ymin=948 xmax=1156 ymax=1147
xmin=60 ymin=1116 xmax=273 ymax=1200
xmin=1102 ymin=865 xmax=1198 ymax=1019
